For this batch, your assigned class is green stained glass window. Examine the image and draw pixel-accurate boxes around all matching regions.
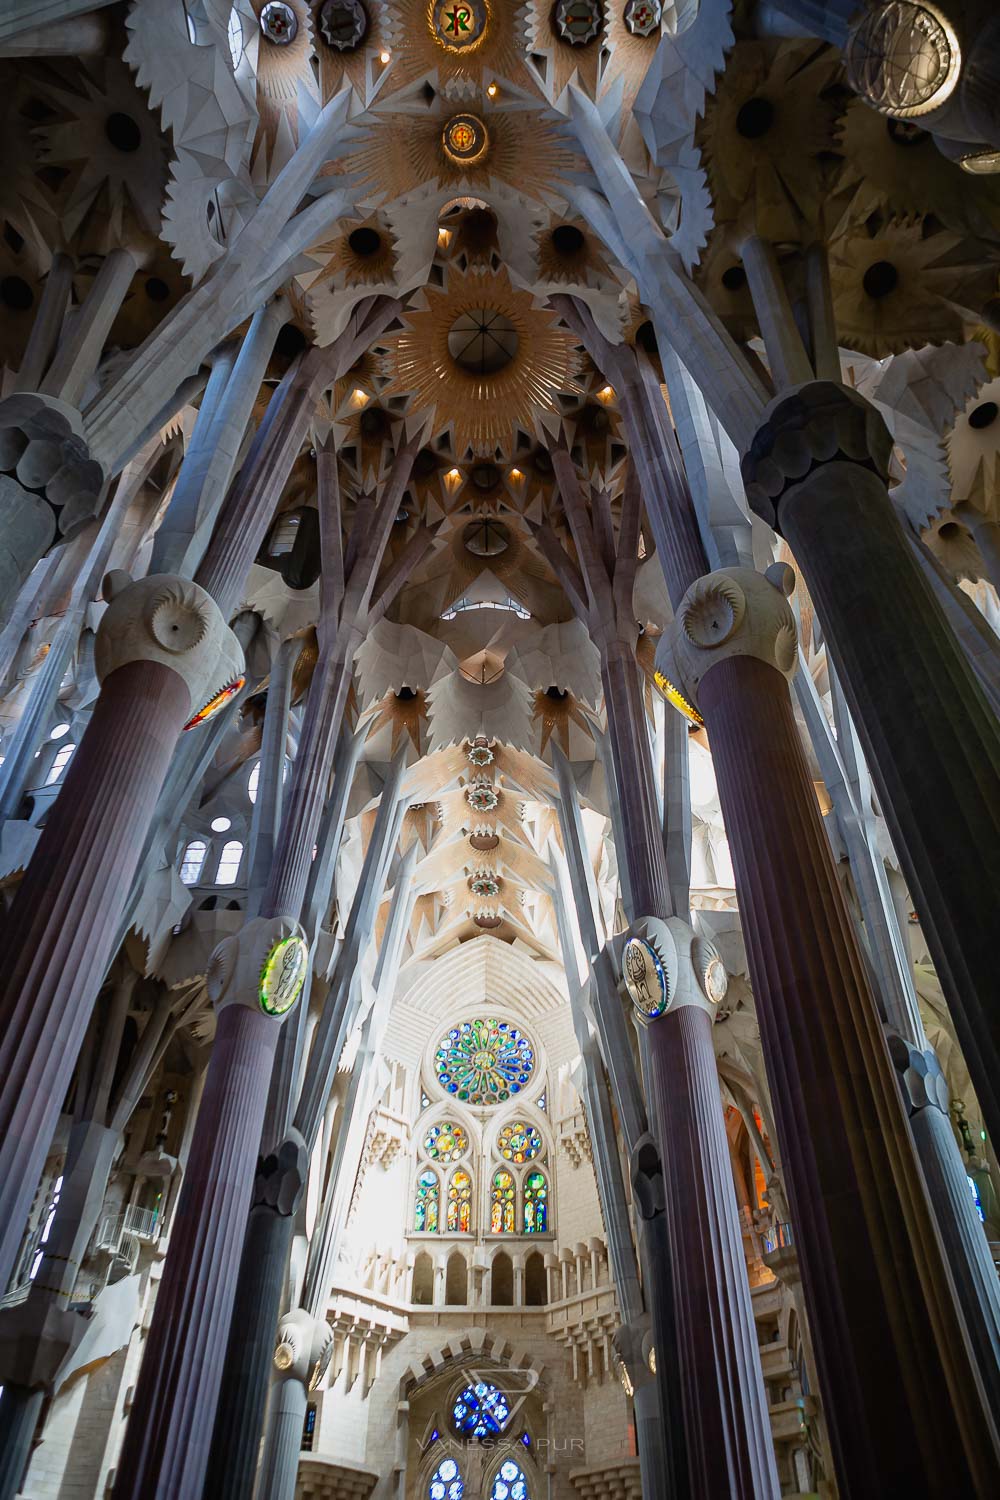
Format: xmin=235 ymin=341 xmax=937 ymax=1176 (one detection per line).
xmin=523 ymin=1171 xmax=547 ymax=1233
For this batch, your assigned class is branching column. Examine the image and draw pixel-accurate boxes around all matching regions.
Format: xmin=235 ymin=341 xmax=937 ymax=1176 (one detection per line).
xmin=0 ymin=574 xmax=242 ymax=1293
xmin=537 ymin=450 xmax=777 ymax=1497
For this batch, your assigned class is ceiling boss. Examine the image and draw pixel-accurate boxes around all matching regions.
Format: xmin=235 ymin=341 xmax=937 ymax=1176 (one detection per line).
xmin=431 ymin=0 xmax=489 ymax=52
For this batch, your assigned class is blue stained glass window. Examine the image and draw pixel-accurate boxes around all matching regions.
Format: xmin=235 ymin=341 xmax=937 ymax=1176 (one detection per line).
xmin=452 ymin=1382 xmax=510 ymax=1438
xmin=490 ymin=1458 xmax=530 ymax=1499
xmin=968 ymin=1174 xmax=986 ymax=1224
xmin=429 ymin=1454 xmax=464 ymax=1499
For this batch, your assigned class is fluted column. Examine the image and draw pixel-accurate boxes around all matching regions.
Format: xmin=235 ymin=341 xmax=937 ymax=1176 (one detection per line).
xmin=742 ymin=381 xmax=1000 ymax=1148
xmin=111 ymin=918 xmax=310 ymax=1500
xmin=660 ymin=564 xmax=1000 ymax=1493
xmin=600 ymin=646 xmax=778 ymax=1499
xmin=0 ymin=575 xmax=242 ymax=1291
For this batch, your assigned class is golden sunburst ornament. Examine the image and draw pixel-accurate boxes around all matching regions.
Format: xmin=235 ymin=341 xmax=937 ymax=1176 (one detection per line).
xmin=384 ymin=267 xmax=581 ymax=456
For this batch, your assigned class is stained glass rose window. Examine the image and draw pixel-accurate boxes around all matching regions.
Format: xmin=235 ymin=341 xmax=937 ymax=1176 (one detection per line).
xmin=435 ymin=1018 xmax=534 ymax=1105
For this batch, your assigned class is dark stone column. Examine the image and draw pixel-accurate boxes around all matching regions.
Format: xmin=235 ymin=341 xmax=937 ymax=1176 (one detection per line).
xmin=600 ymin=640 xmax=779 ymax=1498
xmin=111 ymin=1000 xmax=285 ymax=1500
xmin=201 ymin=1144 xmax=305 ymax=1500
xmin=695 ymin=641 xmax=999 ymax=1494
xmin=742 ymin=381 xmax=1000 ymax=1147
xmin=0 ymin=575 xmax=242 ymax=1293
xmin=0 ymin=659 xmax=189 ymax=1291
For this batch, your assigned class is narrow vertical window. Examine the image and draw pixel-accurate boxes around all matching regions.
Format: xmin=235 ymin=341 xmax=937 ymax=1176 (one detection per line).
xmin=44 ymin=744 xmax=75 ymax=785
xmin=447 ymin=1169 xmax=472 ymax=1233
xmin=523 ymin=1171 xmax=547 ymax=1233
xmin=180 ymin=840 xmax=208 ymax=885
xmin=491 ymin=1170 xmax=515 ymax=1234
xmin=215 ymin=839 xmax=244 ymax=885
xmin=415 ymin=1170 xmax=440 ymax=1233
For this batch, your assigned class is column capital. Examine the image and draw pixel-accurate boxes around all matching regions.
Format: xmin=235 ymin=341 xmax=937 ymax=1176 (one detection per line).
xmin=95 ymin=571 xmax=244 ymax=725
xmin=741 ymin=380 xmax=893 ymax=529
xmin=886 ymin=1034 xmax=951 ymax=1118
xmin=655 ymin=564 xmax=797 ymax=717
xmin=273 ymin=1307 xmax=333 ymax=1389
xmin=207 ymin=914 xmax=310 ymax=1023
xmin=619 ymin=916 xmax=728 ymax=1024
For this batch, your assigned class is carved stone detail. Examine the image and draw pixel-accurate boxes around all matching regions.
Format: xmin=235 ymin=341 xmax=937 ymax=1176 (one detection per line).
xmin=95 ymin=572 xmax=244 ymax=720
xmin=886 ymin=1035 xmax=951 ymax=1117
xmin=253 ymin=1131 xmax=309 ymax=1216
xmin=207 ymin=914 xmax=309 ymax=1020
xmin=740 ymin=380 xmax=894 ymax=528
xmin=657 ymin=565 xmax=797 ymax=715
xmin=273 ymin=1307 xmax=334 ymax=1389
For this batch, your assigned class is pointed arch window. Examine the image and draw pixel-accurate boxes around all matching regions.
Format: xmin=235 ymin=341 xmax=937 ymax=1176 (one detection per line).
xmin=491 ymin=1169 xmax=516 ymax=1234
xmin=180 ymin=839 xmax=208 ymax=885
xmin=490 ymin=1459 xmax=529 ymax=1499
xmin=429 ymin=1455 xmax=464 ymax=1499
xmin=415 ymin=1170 xmax=440 ymax=1233
xmin=447 ymin=1168 xmax=472 ymax=1233
xmin=523 ymin=1171 xmax=547 ymax=1233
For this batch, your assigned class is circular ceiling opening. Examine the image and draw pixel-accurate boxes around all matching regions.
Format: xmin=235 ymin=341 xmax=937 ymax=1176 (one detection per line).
xmin=448 ymin=309 xmax=518 ymax=375
xmin=471 ymin=462 xmax=501 ymax=491
xmin=144 ymin=276 xmax=170 ymax=302
xmin=863 ymin=260 xmax=899 ymax=299
xmin=552 ymin=224 xmax=585 ymax=256
xmin=395 ymin=686 xmax=418 ymax=701
xmin=348 ymin=226 xmax=382 ymax=257
xmin=721 ymin=265 xmax=747 ymax=291
xmin=937 ymin=522 xmax=965 ymax=542
xmin=105 ymin=112 xmax=141 ymax=152
xmin=969 ymin=401 xmax=998 ymax=430
xmin=275 ymin=322 xmax=307 ymax=358
xmin=736 ymin=97 xmax=774 ymax=139
xmin=463 ymin=518 xmax=510 ymax=557
xmin=543 ymin=685 xmax=568 ymax=701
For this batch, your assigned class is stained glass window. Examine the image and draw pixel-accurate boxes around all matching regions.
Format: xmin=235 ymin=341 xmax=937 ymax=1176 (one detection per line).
xmin=497 ymin=1121 xmax=543 ymax=1163
xmin=424 ymin=1121 xmax=469 ymax=1162
xmin=435 ymin=1018 xmax=534 ymax=1106
xmin=447 ymin=1169 xmax=473 ymax=1233
xmin=490 ymin=1459 xmax=529 ymax=1500
xmin=429 ymin=1455 xmax=464 ymax=1500
xmin=968 ymin=1174 xmax=986 ymax=1224
xmin=452 ymin=1383 xmax=510 ymax=1438
xmin=491 ymin=1169 xmax=516 ymax=1234
xmin=523 ymin=1172 xmax=547 ymax=1233
xmin=415 ymin=1170 xmax=440 ymax=1233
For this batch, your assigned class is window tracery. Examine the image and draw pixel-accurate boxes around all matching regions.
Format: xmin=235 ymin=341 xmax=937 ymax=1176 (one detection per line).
xmin=447 ymin=1168 xmax=473 ymax=1232
xmin=452 ymin=1382 xmax=510 ymax=1438
xmin=490 ymin=1459 xmax=530 ymax=1500
xmin=435 ymin=1018 xmax=534 ymax=1105
xmin=428 ymin=1455 xmax=464 ymax=1499
xmin=490 ymin=1169 xmax=516 ymax=1233
xmin=415 ymin=1170 xmax=440 ymax=1233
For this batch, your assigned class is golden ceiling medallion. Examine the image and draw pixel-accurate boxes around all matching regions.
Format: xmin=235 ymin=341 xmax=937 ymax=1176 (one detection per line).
xmin=384 ymin=266 xmax=581 ymax=456
xmin=442 ymin=113 xmax=489 ymax=166
xmin=431 ymin=0 xmax=489 ymax=51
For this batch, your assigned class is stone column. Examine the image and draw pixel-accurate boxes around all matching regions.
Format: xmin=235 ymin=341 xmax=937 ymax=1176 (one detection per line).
xmin=620 ymin=920 xmax=778 ymax=1499
xmin=255 ymin=1308 xmax=332 ymax=1500
xmin=742 ymin=381 xmax=1000 ymax=1150
xmin=111 ymin=917 xmax=310 ymax=1500
xmin=0 ymin=573 xmax=242 ymax=1291
xmin=659 ymin=563 xmax=1000 ymax=1493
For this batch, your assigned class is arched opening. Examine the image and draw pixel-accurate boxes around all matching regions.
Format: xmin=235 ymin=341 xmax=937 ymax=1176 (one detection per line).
xmin=412 ymin=1251 xmax=434 ymax=1305
xmin=524 ymin=1251 xmax=546 ymax=1306
xmin=445 ymin=1250 xmax=467 ymax=1306
xmin=491 ymin=1249 xmax=513 ymax=1306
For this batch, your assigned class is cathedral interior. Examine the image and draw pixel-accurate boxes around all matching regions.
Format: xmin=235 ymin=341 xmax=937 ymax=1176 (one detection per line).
xmin=1 ymin=1 xmax=1000 ymax=1498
